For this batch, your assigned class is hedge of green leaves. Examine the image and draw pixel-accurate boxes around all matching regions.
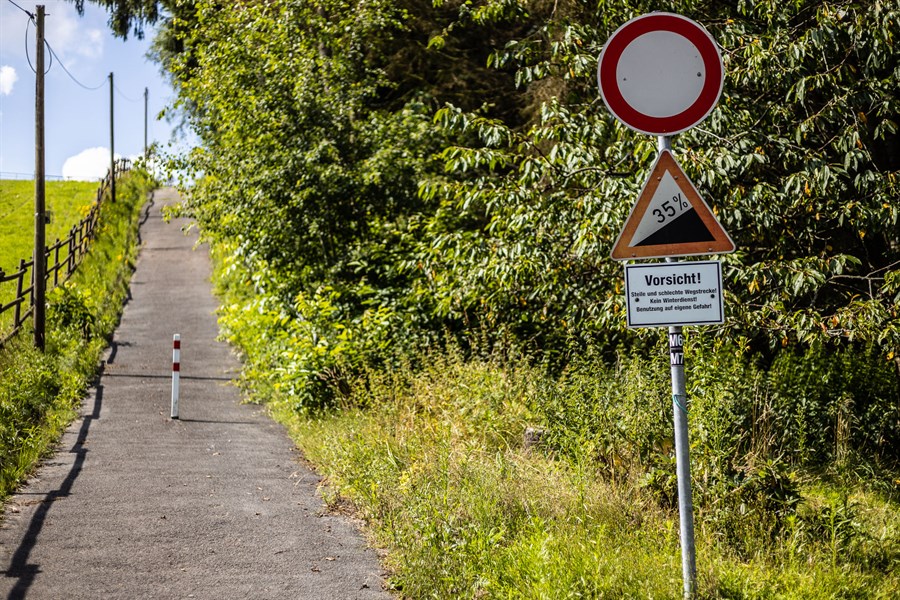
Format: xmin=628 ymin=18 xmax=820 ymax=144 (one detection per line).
xmin=153 ymin=0 xmax=897 ymax=463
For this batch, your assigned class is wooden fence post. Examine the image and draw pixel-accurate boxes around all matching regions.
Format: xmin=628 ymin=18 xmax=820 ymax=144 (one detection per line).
xmin=53 ymin=238 xmax=61 ymax=287
xmin=68 ymin=226 xmax=77 ymax=277
xmin=82 ymin=217 xmax=89 ymax=257
xmin=14 ymin=259 xmax=26 ymax=329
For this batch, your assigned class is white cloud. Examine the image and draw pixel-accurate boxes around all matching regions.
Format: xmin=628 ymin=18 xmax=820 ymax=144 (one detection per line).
xmin=0 ymin=2 xmax=104 ymax=63
xmin=0 ymin=66 xmax=17 ymax=95
xmin=46 ymin=8 xmax=105 ymax=62
xmin=62 ymin=147 xmax=121 ymax=180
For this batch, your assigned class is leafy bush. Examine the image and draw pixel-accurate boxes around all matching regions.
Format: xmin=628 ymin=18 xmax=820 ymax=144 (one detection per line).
xmin=47 ymin=282 xmax=98 ymax=340
xmin=531 ymin=335 xmax=899 ymax=548
xmin=156 ymin=0 xmax=898 ymax=408
xmin=766 ymin=344 xmax=900 ymax=468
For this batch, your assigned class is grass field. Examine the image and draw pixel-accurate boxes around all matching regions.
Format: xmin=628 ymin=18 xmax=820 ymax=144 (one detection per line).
xmin=271 ymin=352 xmax=900 ymax=599
xmin=0 ymin=180 xmax=100 ymax=331
xmin=0 ymin=180 xmax=99 ymax=273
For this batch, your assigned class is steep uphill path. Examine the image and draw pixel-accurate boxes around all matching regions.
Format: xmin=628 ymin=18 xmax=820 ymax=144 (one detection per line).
xmin=0 ymin=188 xmax=389 ymax=599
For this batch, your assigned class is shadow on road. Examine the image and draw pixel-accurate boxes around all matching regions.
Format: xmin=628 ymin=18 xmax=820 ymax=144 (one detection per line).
xmin=102 ymin=372 xmax=233 ymax=382
xmin=1 ymin=367 xmax=105 ymax=600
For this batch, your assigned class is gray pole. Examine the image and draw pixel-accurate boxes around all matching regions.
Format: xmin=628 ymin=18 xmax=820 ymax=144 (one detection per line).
xmin=33 ymin=5 xmax=46 ymax=351
xmin=658 ymin=135 xmax=697 ymax=598
xmin=143 ymin=87 xmax=149 ymax=159
xmin=109 ymin=72 xmax=116 ymax=202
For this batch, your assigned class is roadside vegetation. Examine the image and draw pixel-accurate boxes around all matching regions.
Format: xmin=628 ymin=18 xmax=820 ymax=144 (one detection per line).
xmin=272 ymin=349 xmax=900 ymax=598
xmin=212 ymin=239 xmax=899 ymax=597
xmin=0 ymin=169 xmax=154 ymax=501
xmin=88 ymin=0 xmax=898 ymax=596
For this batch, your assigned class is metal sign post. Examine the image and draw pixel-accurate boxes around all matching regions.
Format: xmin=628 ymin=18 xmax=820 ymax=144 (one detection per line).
xmin=598 ymin=13 xmax=733 ymax=597
xmin=668 ymin=319 xmax=696 ymax=596
xmin=660 ymin=135 xmax=697 ymax=598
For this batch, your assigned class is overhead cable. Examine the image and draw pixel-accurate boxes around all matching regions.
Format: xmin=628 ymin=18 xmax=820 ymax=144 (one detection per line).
xmin=24 ymin=17 xmax=52 ymax=75
xmin=4 ymin=0 xmax=34 ymax=20
xmin=113 ymin=83 xmax=142 ymax=102
xmin=45 ymin=40 xmax=106 ymax=90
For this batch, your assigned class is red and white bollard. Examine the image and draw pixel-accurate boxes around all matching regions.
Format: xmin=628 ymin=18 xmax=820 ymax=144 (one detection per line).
xmin=171 ymin=334 xmax=180 ymax=419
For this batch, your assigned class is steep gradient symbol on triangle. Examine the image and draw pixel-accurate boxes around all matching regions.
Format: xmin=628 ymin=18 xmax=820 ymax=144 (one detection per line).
xmin=611 ymin=150 xmax=735 ymax=260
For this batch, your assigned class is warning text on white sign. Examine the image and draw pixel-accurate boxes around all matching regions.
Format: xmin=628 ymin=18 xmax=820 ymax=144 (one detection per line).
xmin=625 ymin=261 xmax=724 ymax=328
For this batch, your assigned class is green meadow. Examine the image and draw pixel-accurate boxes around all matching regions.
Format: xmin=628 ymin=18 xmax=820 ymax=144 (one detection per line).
xmin=0 ymin=180 xmax=99 ymax=271
xmin=0 ymin=180 xmax=99 ymax=330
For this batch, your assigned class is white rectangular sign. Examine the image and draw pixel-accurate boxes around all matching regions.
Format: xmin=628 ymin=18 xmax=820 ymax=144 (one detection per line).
xmin=624 ymin=261 xmax=724 ymax=328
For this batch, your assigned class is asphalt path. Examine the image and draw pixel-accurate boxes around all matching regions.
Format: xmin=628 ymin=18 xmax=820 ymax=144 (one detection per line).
xmin=0 ymin=189 xmax=390 ymax=599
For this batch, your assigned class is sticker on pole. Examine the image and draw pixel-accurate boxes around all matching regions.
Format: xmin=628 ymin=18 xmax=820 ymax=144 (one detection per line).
xmin=625 ymin=261 xmax=724 ymax=328
xmin=598 ymin=12 xmax=723 ymax=136
xmin=611 ymin=150 xmax=734 ymax=260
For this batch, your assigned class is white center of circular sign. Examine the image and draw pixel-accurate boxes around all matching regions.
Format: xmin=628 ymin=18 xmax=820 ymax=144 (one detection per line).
xmin=616 ymin=30 xmax=706 ymax=118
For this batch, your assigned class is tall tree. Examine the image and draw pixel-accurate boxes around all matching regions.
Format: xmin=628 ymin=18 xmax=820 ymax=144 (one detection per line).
xmin=82 ymin=0 xmax=899 ymax=364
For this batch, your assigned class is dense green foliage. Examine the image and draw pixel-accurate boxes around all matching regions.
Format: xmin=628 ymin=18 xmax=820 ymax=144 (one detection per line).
xmin=0 ymin=169 xmax=153 ymax=500
xmin=158 ymin=0 xmax=899 ymax=367
xmin=83 ymin=0 xmax=900 ymax=592
xmin=68 ymin=0 xmax=164 ymax=39
xmin=158 ymin=0 xmax=899 ymax=440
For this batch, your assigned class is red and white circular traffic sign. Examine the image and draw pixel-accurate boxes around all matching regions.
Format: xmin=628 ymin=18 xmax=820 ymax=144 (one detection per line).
xmin=598 ymin=13 xmax=723 ymax=136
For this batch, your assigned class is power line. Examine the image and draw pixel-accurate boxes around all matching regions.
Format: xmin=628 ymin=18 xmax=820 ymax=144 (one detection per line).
xmin=9 ymin=0 xmax=146 ymax=98
xmin=4 ymin=0 xmax=33 ymax=20
xmin=114 ymin=83 xmax=142 ymax=103
xmin=14 ymin=2 xmax=107 ymax=89
xmin=24 ymin=17 xmax=52 ymax=75
xmin=45 ymin=40 xmax=106 ymax=90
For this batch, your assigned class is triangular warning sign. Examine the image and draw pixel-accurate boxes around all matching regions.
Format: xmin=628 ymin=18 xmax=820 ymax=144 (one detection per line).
xmin=611 ymin=150 xmax=735 ymax=260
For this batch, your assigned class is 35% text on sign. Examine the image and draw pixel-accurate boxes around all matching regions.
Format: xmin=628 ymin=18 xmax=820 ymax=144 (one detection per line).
xmin=653 ymin=192 xmax=689 ymax=224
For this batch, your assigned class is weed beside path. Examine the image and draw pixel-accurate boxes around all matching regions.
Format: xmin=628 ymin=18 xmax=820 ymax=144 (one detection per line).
xmin=268 ymin=352 xmax=900 ymax=599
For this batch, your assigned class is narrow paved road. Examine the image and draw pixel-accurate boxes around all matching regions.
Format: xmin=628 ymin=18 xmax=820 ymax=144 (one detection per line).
xmin=0 ymin=189 xmax=389 ymax=599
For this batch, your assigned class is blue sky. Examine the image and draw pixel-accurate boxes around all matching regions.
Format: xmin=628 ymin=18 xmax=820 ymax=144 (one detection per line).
xmin=1 ymin=0 xmax=181 ymax=179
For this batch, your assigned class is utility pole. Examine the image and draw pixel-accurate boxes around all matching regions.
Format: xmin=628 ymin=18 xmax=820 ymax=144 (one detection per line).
xmin=33 ymin=5 xmax=46 ymax=351
xmin=109 ymin=72 xmax=115 ymax=202
xmin=144 ymin=87 xmax=149 ymax=159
